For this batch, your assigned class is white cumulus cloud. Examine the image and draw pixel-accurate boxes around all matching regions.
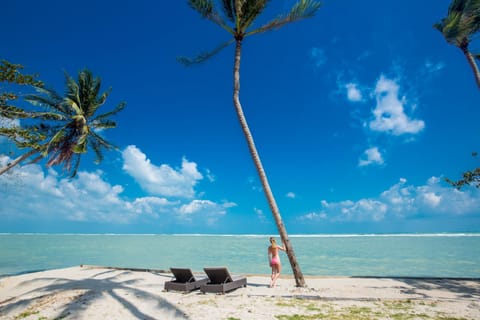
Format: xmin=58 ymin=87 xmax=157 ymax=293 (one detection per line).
xmin=122 ymin=145 xmax=203 ymax=198
xmin=345 ymin=83 xmax=363 ymax=102
xmin=298 ymin=177 xmax=480 ymax=223
xmin=369 ymin=75 xmax=425 ymax=135
xmin=0 ymin=153 xmax=231 ymax=227
xmin=359 ymin=147 xmax=384 ymax=167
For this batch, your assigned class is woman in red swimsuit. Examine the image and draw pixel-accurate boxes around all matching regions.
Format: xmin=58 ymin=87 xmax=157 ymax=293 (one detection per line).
xmin=268 ymin=237 xmax=286 ymax=288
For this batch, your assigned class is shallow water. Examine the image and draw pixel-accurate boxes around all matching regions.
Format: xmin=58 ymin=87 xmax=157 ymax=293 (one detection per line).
xmin=1 ymin=233 xmax=479 ymax=277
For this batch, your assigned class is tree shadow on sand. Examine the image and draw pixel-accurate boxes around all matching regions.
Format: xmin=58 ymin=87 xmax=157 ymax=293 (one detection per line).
xmin=0 ymin=269 xmax=189 ymax=319
xmin=398 ymin=278 xmax=480 ymax=300
xmin=353 ymin=276 xmax=480 ymax=300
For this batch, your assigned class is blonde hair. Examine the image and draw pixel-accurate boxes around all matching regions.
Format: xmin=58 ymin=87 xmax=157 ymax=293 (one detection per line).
xmin=269 ymin=237 xmax=277 ymax=247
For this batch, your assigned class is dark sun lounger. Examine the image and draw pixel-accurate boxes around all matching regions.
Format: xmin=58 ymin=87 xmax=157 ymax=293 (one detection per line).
xmin=200 ymin=267 xmax=247 ymax=294
xmin=164 ymin=268 xmax=209 ymax=292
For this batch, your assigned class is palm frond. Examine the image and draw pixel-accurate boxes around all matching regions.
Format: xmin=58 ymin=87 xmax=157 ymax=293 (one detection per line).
xmin=188 ymin=0 xmax=234 ymax=33
xmin=0 ymin=60 xmax=43 ymax=87
xmin=188 ymin=0 xmax=215 ymax=17
xmin=177 ymin=38 xmax=235 ymax=66
xmin=29 ymin=154 xmax=46 ymax=164
xmin=29 ymin=86 xmax=67 ymax=112
xmin=91 ymin=119 xmax=117 ymax=129
xmin=221 ymin=0 xmax=236 ymax=22
xmin=79 ymin=70 xmax=103 ymax=117
xmin=64 ymin=97 xmax=84 ymax=116
xmin=69 ymin=153 xmax=82 ymax=178
xmin=44 ymin=128 xmax=67 ymax=155
xmin=93 ymin=101 xmax=126 ymax=122
xmin=435 ymin=0 xmax=480 ymax=46
xmin=89 ymin=130 xmax=117 ymax=150
xmin=3 ymin=103 xmax=66 ymax=121
xmin=95 ymin=88 xmax=111 ymax=107
xmin=72 ymin=139 xmax=88 ymax=153
xmin=239 ymin=0 xmax=270 ymax=32
xmin=247 ymin=0 xmax=321 ymax=36
xmin=89 ymin=139 xmax=105 ymax=164
xmin=24 ymin=89 xmax=64 ymax=112
xmin=0 ymin=127 xmax=46 ymax=146
xmin=0 ymin=105 xmax=32 ymax=119
xmin=64 ymin=72 xmax=83 ymax=115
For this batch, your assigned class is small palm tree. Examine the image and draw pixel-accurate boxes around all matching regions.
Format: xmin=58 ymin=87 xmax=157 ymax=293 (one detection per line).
xmin=0 ymin=69 xmax=125 ymax=177
xmin=181 ymin=0 xmax=321 ymax=287
xmin=434 ymin=0 xmax=480 ymax=89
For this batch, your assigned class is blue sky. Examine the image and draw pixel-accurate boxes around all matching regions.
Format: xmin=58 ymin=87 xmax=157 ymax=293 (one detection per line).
xmin=1 ymin=0 xmax=479 ymax=234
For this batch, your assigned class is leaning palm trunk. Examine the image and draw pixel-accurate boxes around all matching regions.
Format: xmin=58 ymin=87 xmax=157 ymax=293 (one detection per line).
xmin=461 ymin=46 xmax=480 ymax=89
xmin=232 ymin=40 xmax=306 ymax=287
xmin=0 ymin=148 xmax=38 ymax=176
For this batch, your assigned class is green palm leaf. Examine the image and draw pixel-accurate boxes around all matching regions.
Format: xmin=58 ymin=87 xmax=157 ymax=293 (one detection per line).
xmin=65 ymin=73 xmax=83 ymax=115
xmin=177 ymin=39 xmax=235 ymax=65
xmin=248 ymin=0 xmax=321 ymax=36
xmin=93 ymin=101 xmax=126 ymax=122
xmin=238 ymin=0 xmax=270 ymax=32
xmin=70 ymin=154 xmax=82 ymax=178
xmin=88 ymin=130 xmax=117 ymax=150
xmin=221 ymin=0 xmax=236 ymax=22
xmin=92 ymin=119 xmax=117 ymax=129
xmin=188 ymin=0 xmax=234 ymax=32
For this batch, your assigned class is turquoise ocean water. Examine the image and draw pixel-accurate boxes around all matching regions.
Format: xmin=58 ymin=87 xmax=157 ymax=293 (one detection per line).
xmin=1 ymin=234 xmax=479 ymax=278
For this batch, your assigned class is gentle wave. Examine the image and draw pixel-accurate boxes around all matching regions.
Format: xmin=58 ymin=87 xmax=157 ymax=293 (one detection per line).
xmin=1 ymin=233 xmax=479 ymax=237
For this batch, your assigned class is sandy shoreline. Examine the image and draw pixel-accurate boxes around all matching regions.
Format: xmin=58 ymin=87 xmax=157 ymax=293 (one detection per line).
xmin=1 ymin=266 xmax=479 ymax=320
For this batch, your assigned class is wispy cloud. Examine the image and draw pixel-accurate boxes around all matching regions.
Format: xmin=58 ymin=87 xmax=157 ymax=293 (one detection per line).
xmin=254 ymin=207 xmax=268 ymax=223
xmin=424 ymin=60 xmax=445 ymax=74
xmin=286 ymin=192 xmax=296 ymax=199
xmin=122 ymin=145 xmax=203 ymax=198
xmin=178 ymin=199 xmax=232 ymax=225
xmin=309 ymin=47 xmax=327 ymax=68
xmin=369 ymin=75 xmax=425 ymax=135
xmin=298 ymin=211 xmax=327 ymax=221
xmin=298 ymin=177 xmax=480 ymax=223
xmin=248 ymin=176 xmax=263 ymax=192
xmin=359 ymin=147 xmax=384 ymax=167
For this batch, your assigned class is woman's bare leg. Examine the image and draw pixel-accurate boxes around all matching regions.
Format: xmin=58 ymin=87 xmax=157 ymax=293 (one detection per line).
xmin=272 ymin=264 xmax=282 ymax=287
xmin=270 ymin=267 xmax=275 ymax=287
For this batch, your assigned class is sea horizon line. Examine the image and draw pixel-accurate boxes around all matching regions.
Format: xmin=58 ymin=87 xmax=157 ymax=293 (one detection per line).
xmin=1 ymin=232 xmax=479 ymax=237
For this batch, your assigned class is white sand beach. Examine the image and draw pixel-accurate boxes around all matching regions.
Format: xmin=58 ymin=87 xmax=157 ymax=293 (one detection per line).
xmin=1 ymin=265 xmax=479 ymax=320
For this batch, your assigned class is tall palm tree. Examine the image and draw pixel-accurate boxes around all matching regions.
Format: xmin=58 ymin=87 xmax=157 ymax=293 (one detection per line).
xmin=181 ymin=0 xmax=321 ymax=287
xmin=434 ymin=0 xmax=480 ymax=89
xmin=0 ymin=69 xmax=125 ymax=177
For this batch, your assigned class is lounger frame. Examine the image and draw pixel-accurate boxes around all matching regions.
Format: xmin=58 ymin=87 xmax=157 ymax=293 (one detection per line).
xmin=164 ymin=268 xmax=209 ymax=292
xmin=200 ymin=267 xmax=247 ymax=294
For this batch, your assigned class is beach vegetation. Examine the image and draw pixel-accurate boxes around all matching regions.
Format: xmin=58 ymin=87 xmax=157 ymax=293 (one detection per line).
xmin=0 ymin=68 xmax=125 ymax=177
xmin=181 ymin=0 xmax=321 ymax=288
xmin=195 ymin=298 xmax=218 ymax=306
xmin=13 ymin=309 xmax=39 ymax=319
xmin=273 ymin=297 xmax=472 ymax=320
xmin=445 ymin=152 xmax=480 ymax=189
